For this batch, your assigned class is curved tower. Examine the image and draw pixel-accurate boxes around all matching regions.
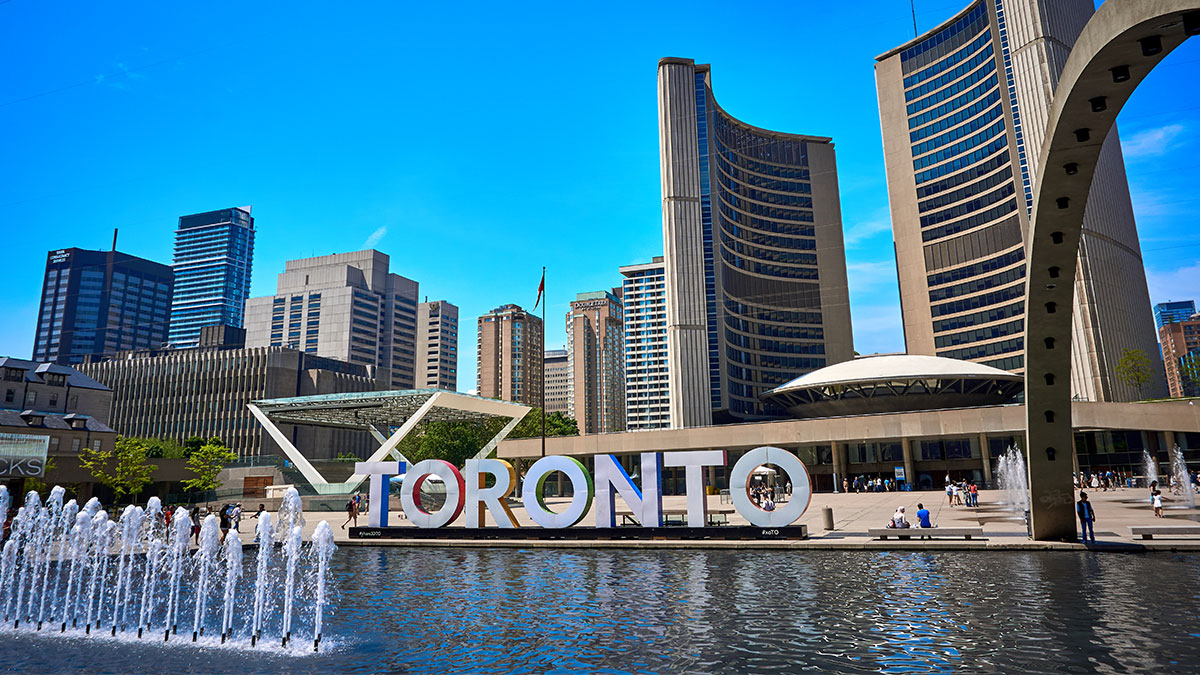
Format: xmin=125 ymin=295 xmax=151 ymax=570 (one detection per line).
xmin=658 ymin=58 xmax=854 ymax=425
xmin=874 ymin=0 xmax=1166 ymax=401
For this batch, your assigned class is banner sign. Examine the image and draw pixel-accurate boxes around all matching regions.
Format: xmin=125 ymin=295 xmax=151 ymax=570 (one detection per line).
xmin=357 ymin=445 xmax=812 ymax=530
xmin=0 ymin=433 xmax=50 ymax=478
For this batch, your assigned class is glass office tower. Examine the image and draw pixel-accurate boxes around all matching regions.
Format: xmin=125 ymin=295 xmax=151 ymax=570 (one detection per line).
xmin=658 ymin=58 xmax=854 ymax=426
xmin=33 ymin=248 xmax=174 ymax=364
xmin=874 ymin=0 xmax=1165 ymax=401
xmin=168 ymin=206 xmax=255 ymax=348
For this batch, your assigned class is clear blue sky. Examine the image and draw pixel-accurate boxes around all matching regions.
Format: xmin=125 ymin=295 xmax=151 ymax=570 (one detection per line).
xmin=1 ymin=0 xmax=1196 ymax=392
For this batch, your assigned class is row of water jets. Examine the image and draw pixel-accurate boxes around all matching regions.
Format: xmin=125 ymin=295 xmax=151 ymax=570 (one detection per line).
xmin=0 ymin=485 xmax=336 ymax=652
xmin=1142 ymin=447 xmax=1196 ymax=509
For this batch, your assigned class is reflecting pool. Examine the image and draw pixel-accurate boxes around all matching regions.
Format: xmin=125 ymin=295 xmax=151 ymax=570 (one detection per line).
xmin=2 ymin=548 xmax=1199 ymax=673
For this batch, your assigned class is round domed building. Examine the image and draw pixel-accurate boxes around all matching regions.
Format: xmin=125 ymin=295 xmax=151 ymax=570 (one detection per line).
xmin=761 ymin=353 xmax=1023 ymax=418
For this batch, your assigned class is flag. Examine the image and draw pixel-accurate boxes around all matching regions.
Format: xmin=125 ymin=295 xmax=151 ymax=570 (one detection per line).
xmin=534 ymin=268 xmax=545 ymax=310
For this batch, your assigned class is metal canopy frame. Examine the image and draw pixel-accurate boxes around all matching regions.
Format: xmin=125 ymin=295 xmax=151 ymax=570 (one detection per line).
xmin=247 ymin=389 xmax=531 ymax=494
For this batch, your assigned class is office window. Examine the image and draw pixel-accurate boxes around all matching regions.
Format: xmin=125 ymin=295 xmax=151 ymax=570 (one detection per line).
xmin=24 ymin=391 xmax=36 ymax=407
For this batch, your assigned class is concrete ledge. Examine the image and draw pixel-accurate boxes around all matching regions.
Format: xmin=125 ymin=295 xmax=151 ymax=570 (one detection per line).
xmin=334 ymin=537 xmax=1200 ymax=552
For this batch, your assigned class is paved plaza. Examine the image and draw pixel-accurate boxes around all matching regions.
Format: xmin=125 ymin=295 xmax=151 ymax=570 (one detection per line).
xmin=230 ymin=486 xmax=1200 ymax=551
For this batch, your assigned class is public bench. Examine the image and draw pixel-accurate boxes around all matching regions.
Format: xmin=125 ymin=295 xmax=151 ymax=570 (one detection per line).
xmin=615 ymin=508 xmax=734 ymax=527
xmin=869 ymin=527 xmax=984 ymax=540
xmin=1129 ymin=525 xmax=1200 ymax=540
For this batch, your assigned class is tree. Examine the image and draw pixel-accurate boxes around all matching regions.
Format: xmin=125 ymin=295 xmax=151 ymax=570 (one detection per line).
xmin=80 ymin=436 xmax=158 ymax=502
xmin=182 ymin=437 xmax=237 ymax=493
xmin=508 ymin=409 xmax=579 ymax=439
xmin=142 ymin=437 xmax=188 ymax=459
xmin=1116 ymin=348 xmax=1154 ymax=399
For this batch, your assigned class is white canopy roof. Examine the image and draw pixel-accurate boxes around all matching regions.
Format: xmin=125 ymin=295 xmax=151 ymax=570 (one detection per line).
xmin=767 ymin=354 xmax=1021 ymax=395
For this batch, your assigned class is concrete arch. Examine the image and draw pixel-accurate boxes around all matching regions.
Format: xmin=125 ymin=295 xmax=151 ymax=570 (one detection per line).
xmin=1026 ymin=1 xmax=1200 ymax=540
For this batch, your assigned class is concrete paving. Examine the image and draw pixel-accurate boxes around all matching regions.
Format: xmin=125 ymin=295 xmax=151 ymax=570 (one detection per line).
xmin=225 ymin=487 xmax=1200 ymax=552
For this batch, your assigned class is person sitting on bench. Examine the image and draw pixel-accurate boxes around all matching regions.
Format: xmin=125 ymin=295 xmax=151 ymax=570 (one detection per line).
xmin=916 ymin=503 xmax=932 ymax=528
xmin=888 ymin=506 xmax=910 ymax=528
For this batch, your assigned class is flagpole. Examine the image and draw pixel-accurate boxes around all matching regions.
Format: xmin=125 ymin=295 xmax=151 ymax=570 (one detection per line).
xmin=541 ymin=266 xmax=546 ymax=459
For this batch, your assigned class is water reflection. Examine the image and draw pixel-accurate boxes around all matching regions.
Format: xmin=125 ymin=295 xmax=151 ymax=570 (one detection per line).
xmin=1 ymin=548 xmax=1199 ymax=673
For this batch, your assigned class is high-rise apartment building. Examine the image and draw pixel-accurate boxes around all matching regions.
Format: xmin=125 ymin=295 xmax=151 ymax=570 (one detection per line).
xmin=1161 ymin=317 xmax=1200 ymax=398
xmin=1155 ymin=301 xmax=1196 ymax=332
xmin=566 ymin=290 xmax=624 ymax=435
xmin=658 ymin=58 xmax=855 ymax=427
xmin=621 ymin=257 xmax=670 ymax=431
xmin=33 ymin=248 xmax=174 ymax=365
xmin=168 ymin=206 xmax=255 ymax=349
xmin=874 ymin=0 xmax=1165 ymax=401
xmin=476 ymin=304 xmax=543 ymax=405
xmin=244 ymin=250 xmax=418 ymax=390
xmin=544 ymin=349 xmax=570 ymax=415
xmin=415 ymin=300 xmax=459 ymax=390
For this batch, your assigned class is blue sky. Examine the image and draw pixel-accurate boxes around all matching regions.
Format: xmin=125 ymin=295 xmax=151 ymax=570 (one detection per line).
xmin=1 ymin=0 xmax=1197 ymax=392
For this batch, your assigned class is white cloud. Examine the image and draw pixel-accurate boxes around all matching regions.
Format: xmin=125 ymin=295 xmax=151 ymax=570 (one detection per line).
xmin=843 ymin=208 xmax=893 ymax=249
xmin=362 ymin=226 xmax=387 ymax=248
xmin=1146 ymin=260 xmax=1200 ymax=306
xmin=846 ymin=260 xmax=896 ymax=296
xmin=1122 ymin=124 xmax=1185 ymax=159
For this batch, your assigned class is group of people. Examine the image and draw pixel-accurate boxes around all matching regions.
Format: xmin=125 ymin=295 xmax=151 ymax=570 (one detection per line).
xmin=848 ymin=476 xmax=902 ymax=493
xmin=1073 ymin=470 xmax=1131 ymax=491
xmin=944 ymin=476 xmax=979 ymax=507
xmin=885 ymin=502 xmax=934 ymax=530
xmin=342 ymin=492 xmax=365 ymax=529
xmin=749 ymin=482 xmax=786 ymax=511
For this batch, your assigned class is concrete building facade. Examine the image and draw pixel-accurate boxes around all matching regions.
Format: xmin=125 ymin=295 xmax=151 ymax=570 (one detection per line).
xmin=1161 ymin=317 xmax=1200 ymax=398
xmin=566 ymin=290 xmax=625 ymax=435
xmin=169 ymin=206 xmax=255 ymax=349
xmin=874 ymin=0 xmax=1165 ymax=401
xmin=33 ymin=248 xmax=174 ymax=365
xmin=244 ymin=250 xmax=418 ymax=390
xmin=79 ymin=345 xmax=383 ymax=459
xmin=658 ymin=57 xmax=855 ymax=427
xmin=415 ymin=300 xmax=459 ymax=390
xmin=621 ymin=257 xmax=670 ymax=431
xmin=476 ymin=304 xmax=543 ymax=406
xmin=544 ymin=349 xmax=570 ymax=415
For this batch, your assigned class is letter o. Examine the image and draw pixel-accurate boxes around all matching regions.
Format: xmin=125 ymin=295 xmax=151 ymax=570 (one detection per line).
xmin=729 ymin=446 xmax=811 ymax=527
xmin=522 ymin=456 xmax=594 ymax=528
xmin=400 ymin=459 xmax=466 ymax=528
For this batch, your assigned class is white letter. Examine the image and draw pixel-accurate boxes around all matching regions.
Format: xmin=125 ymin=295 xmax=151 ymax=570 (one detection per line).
xmin=355 ymin=461 xmax=401 ymax=527
xmin=464 ymin=458 xmax=520 ymax=528
xmin=594 ymin=453 xmax=663 ymax=527
xmin=521 ymin=455 xmax=594 ymax=528
xmin=729 ymin=446 xmax=812 ymax=527
xmin=662 ymin=450 xmax=725 ymax=527
xmin=400 ymin=459 xmax=466 ymax=528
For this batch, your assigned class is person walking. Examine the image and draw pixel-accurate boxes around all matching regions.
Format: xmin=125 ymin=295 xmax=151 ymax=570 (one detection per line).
xmin=1076 ymin=491 xmax=1096 ymax=543
xmin=1152 ymin=490 xmax=1164 ymax=518
xmin=341 ymin=497 xmax=359 ymax=530
xmin=946 ymin=480 xmax=954 ymax=507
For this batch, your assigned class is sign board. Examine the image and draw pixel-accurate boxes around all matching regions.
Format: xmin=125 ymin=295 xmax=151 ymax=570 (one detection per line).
xmin=894 ymin=466 xmax=906 ymax=481
xmin=0 ymin=433 xmax=50 ymax=477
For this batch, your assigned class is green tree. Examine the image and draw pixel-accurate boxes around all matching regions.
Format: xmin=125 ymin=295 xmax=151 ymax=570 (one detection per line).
xmin=80 ymin=436 xmax=158 ymax=501
xmin=142 ymin=437 xmax=188 ymax=459
xmin=398 ymin=422 xmax=485 ymax=468
xmin=1116 ymin=348 xmax=1154 ymax=399
xmin=182 ymin=437 xmax=237 ymax=493
xmin=508 ymin=409 xmax=579 ymax=439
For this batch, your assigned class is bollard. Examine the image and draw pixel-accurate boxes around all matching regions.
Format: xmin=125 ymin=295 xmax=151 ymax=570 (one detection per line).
xmin=822 ymin=505 xmax=835 ymax=531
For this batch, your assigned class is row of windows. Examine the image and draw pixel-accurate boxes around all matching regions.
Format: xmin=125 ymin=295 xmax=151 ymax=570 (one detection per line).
xmin=921 ymin=197 xmax=1017 ymax=242
xmin=908 ymin=75 xmax=999 ymax=130
xmin=905 ymin=41 xmax=995 ymax=102
xmin=722 ymin=250 xmax=820 ymax=281
xmin=912 ymin=104 xmax=1004 ymax=158
xmin=725 ymin=330 xmax=826 ymax=354
xmin=982 ymin=355 xmax=1024 ymax=371
xmin=915 ymin=137 xmax=1007 ymax=185
xmin=726 ymin=317 xmax=824 ymax=340
xmin=930 ymin=282 xmax=1024 ymax=318
xmin=937 ymin=336 xmax=1023 ymax=361
xmin=720 ymin=219 xmax=816 ymax=252
xmin=715 ymin=156 xmax=812 ymax=192
xmin=906 ymin=58 xmax=996 ymax=116
xmin=724 ymin=239 xmax=818 ymax=266
xmin=918 ymin=165 xmax=1013 ymax=213
xmin=929 ymin=265 xmax=1025 ymax=302
xmin=724 ymin=300 xmax=823 ymax=326
xmin=713 ymin=144 xmax=811 ymax=179
xmin=717 ymin=171 xmax=815 ymax=208
xmin=927 ymin=248 xmax=1024 ymax=288
xmin=920 ymin=183 xmax=1015 ymax=229
xmin=913 ymin=118 xmax=1006 ymax=171
xmin=935 ymin=300 xmax=1025 ymax=334
xmin=933 ymin=318 xmax=1024 ymax=348
xmin=900 ymin=4 xmax=989 ymax=76
xmin=911 ymin=90 xmax=1003 ymax=145
xmin=719 ymin=200 xmax=814 ymax=234
xmin=725 ymin=194 xmax=813 ymax=223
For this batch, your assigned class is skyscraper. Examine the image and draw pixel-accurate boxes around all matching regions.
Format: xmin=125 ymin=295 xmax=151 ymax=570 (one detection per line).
xmin=1155 ymin=301 xmax=1196 ymax=331
xmin=168 ymin=206 xmax=255 ymax=348
xmin=415 ymin=300 xmax=459 ymax=390
xmin=566 ymin=290 xmax=625 ymax=434
xmin=1161 ymin=318 xmax=1200 ymax=398
xmin=33 ymin=248 xmax=174 ymax=365
xmin=476 ymin=304 xmax=543 ymax=405
xmin=544 ymin=349 xmax=570 ymax=415
xmin=658 ymin=58 xmax=855 ymax=427
xmin=243 ymin=250 xmax=418 ymax=390
xmin=874 ymin=0 xmax=1166 ymax=401
xmin=621 ymin=257 xmax=670 ymax=431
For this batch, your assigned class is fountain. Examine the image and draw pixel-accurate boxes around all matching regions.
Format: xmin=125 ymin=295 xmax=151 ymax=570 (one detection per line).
xmin=0 ymin=485 xmax=336 ymax=653
xmin=1142 ymin=450 xmax=1159 ymax=490
xmin=993 ymin=445 xmax=1030 ymax=515
xmin=1169 ymin=446 xmax=1196 ymax=509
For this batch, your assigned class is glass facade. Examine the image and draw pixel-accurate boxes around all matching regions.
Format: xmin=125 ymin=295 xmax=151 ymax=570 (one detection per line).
xmin=1155 ymin=301 xmax=1196 ymax=331
xmin=169 ymin=206 xmax=255 ymax=348
xmin=899 ymin=0 xmax=1026 ymax=371
xmin=33 ymin=248 xmax=174 ymax=364
xmin=622 ymin=261 xmax=670 ymax=431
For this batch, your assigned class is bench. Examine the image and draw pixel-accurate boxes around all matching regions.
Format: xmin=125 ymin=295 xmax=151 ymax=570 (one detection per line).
xmin=615 ymin=508 xmax=734 ymax=527
xmin=869 ymin=527 xmax=984 ymax=540
xmin=1129 ymin=525 xmax=1200 ymax=540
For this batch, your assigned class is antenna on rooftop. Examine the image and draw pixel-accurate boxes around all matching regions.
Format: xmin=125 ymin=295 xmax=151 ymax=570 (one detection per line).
xmin=911 ymin=0 xmax=918 ymax=37
xmin=112 ymin=228 xmax=118 ymax=252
